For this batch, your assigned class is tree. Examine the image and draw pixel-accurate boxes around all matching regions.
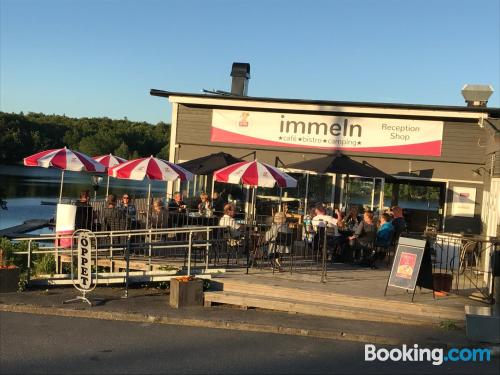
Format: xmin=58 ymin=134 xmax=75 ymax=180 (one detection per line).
xmin=115 ymin=142 xmax=130 ymax=159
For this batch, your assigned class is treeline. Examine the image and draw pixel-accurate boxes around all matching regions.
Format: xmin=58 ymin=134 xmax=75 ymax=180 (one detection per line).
xmin=0 ymin=112 xmax=171 ymax=164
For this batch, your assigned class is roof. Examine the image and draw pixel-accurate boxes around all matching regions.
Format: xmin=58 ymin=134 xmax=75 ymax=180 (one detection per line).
xmin=150 ymin=89 xmax=500 ymax=117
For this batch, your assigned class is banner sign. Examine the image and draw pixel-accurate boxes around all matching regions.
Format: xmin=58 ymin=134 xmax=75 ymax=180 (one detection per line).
xmin=387 ymin=237 xmax=427 ymax=291
xmin=76 ymin=231 xmax=93 ymax=290
xmin=451 ymin=186 xmax=476 ymax=217
xmin=211 ymin=109 xmax=444 ymax=156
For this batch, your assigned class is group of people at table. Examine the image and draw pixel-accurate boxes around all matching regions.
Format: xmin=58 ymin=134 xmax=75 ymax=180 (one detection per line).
xmin=74 ymin=190 xmax=228 ymax=232
xmin=74 ymin=189 xmax=407 ymax=268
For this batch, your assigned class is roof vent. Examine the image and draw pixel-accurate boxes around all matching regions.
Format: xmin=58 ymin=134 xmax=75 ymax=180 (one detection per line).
xmin=230 ymin=62 xmax=250 ymax=96
xmin=461 ymin=84 xmax=494 ymax=107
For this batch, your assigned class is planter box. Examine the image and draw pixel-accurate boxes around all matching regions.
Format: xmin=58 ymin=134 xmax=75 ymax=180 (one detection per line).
xmin=0 ymin=267 xmax=20 ymax=293
xmin=433 ymin=273 xmax=453 ymax=292
xmin=169 ymin=278 xmax=203 ymax=308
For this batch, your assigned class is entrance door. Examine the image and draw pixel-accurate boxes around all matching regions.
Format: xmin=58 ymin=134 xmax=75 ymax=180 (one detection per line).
xmin=387 ymin=180 xmax=446 ymax=232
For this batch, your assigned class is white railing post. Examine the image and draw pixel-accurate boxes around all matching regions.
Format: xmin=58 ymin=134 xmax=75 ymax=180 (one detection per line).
xmin=187 ymin=231 xmax=193 ymax=277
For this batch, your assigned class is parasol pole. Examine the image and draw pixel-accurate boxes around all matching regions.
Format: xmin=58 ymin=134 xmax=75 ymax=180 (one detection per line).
xmin=252 ymin=186 xmax=257 ymax=223
xmin=278 ymin=187 xmax=283 ymax=212
xmin=210 ymin=176 xmax=215 ymax=200
xmin=303 ymin=172 xmax=309 ymax=216
xmin=145 ymin=182 xmax=151 ymax=229
xmin=105 ymin=175 xmax=110 ymax=197
xmin=59 ymin=170 xmax=65 ymax=203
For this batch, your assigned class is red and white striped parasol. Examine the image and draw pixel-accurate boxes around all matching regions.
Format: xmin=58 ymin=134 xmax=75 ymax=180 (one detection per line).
xmin=109 ymin=156 xmax=193 ymax=181
xmin=109 ymin=156 xmax=193 ymax=228
xmin=92 ymin=153 xmax=128 ymax=170
xmin=24 ymin=147 xmax=105 ymax=172
xmin=92 ymin=153 xmax=128 ymax=196
xmin=24 ymin=147 xmax=105 ymax=202
xmin=213 ymin=160 xmax=297 ymax=188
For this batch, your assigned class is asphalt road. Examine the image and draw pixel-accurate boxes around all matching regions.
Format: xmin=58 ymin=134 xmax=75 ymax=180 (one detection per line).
xmin=0 ymin=312 xmax=498 ymax=375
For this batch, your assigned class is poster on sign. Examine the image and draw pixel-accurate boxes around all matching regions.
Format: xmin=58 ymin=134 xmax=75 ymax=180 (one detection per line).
xmin=451 ymin=186 xmax=476 ymax=217
xmin=387 ymin=237 xmax=426 ymax=291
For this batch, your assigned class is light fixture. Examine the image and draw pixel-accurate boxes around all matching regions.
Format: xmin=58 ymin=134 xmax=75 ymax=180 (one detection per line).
xmin=472 ymin=167 xmax=489 ymax=177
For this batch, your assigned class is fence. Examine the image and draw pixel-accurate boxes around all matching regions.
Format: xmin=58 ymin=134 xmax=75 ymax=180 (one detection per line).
xmin=428 ymin=233 xmax=499 ymax=303
xmin=10 ymin=219 xmax=332 ymax=285
xmin=10 ymin=226 xmax=223 ymax=285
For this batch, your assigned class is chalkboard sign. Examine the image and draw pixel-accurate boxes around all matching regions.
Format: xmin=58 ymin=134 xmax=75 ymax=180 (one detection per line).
xmin=387 ymin=237 xmax=427 ymax=291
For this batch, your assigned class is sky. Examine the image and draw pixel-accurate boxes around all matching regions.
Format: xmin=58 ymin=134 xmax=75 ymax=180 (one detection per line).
xmin=1 ymin=0 xmax=499 ymax=124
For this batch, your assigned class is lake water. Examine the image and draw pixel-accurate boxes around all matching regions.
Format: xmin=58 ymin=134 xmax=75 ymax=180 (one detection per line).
xmin=0 ymin=164 xmax=168 ymax=232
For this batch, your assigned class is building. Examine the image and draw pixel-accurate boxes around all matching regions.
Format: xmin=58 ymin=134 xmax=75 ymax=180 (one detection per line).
xmin=151 ymin=63 xmax=500 ymax=236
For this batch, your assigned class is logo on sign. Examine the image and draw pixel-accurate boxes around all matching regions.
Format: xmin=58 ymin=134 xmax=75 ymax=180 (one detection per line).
xmin=239 ymin=112 xmax=250 ymax=127
xmin=77 ymin=232 xmax=93 ymax=289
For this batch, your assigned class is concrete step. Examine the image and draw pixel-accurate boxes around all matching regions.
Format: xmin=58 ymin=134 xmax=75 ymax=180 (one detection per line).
xmin=204 ymin=291 xmax=460 ymax=326
xmin=210 ymin=278 xmax=465 ymax=323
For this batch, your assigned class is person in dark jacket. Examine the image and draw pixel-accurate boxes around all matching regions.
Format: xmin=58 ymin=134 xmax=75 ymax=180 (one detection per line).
xmin=348 ymin=210 xmax=377 ymax=264
xmin=211 ymin=191 xmax=225 ymax=217
xmin=168 ymin=191 xmax=186 ymax=213
xmin=391 ymin=206 xmax=407 ymax=238
xmin=101 ymin=194 xmax=126 ymax=244
xmin=75 ymin=190 xmax=94 ymax=230
xmin=119 ymin=193 xmax=137 ymax=229
xmin=102 ymin=194 xmax=126 ymax=231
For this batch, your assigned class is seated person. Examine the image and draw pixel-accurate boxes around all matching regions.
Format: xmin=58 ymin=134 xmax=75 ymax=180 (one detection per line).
xmin=197 ymin=192 xmax=212 ymax=216
xmin=211 ymin=191 xmax=225 ymax=217
xmin=168 ymin=191 xmax=187 ymax=213
xmin=340 ymin=205 xmax=362 ymax=233
xmin=312 ymin=205 xmax=338 ymax=228
xmin=119 ymin=193 xmax=137 ymax=229
xmin=312 ymin=205 xmax=344 ymax=261
xmin=102 ymin=194 xmax=127 ymax=235
xmin=151 ymin=198 xmax=170 ymax=229
xmin=219 ymin=203 xmax=242 ymax=238
xmin=391 ymin=205 xmax=407 ymax=238
xmin=75 ymin=190 xmax=94 ymax=230
xmin=348 ymin=210 xmax=377 ymax=264
xmin=264 ymin=212 xmax=292 ymax=270
xmin=376 ymin=213 xmax=395 ymax=248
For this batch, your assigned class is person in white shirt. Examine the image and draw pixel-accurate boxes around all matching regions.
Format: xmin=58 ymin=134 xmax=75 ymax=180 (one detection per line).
xmin=312 ymin=205 xmax=339 ymax=235
xmin=311 ymin=205 xmax=344 ymax=262
xmin=219 ymin=203 xmax=241 ymax=237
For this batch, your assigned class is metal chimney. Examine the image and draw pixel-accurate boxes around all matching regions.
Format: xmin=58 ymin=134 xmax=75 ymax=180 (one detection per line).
xmin=230 ymin=62 xmax=250 ymax=96
xmin=461 ymin=84 xmax=494 ymax=107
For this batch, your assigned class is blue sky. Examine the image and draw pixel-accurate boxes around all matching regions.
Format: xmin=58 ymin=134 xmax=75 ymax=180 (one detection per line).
xmin=1 ymin=0 xmax=499 ymax=124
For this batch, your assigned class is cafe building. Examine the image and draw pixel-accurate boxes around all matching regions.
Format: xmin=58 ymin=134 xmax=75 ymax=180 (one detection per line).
xmin=151 ymin=63 xmax=500 ymax=237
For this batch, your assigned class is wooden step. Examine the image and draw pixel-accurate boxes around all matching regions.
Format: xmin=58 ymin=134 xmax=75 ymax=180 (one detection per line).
xmin=215 ymin=279 xmax=464 ymax=321
xmin=204 ymin=291 xmax=460 ymax=326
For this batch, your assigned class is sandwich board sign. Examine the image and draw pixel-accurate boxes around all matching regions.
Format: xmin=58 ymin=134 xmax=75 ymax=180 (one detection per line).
xmin=64 ymin=229 xmax=98 ymax=306
xmin=385 ymin=236 xmax=433 ymax=301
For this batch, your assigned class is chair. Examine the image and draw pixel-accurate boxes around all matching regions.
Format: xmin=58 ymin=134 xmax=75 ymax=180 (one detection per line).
xmin=222 ymin=227 xmax=242 ymax=266
xmin=373 ymin=230 xmax=395 ymax=268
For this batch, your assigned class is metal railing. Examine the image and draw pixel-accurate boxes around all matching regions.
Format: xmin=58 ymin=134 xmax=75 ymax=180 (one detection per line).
xmin=428 ymin=233 xmax=499 ymax=303
xmin=10 ymin=226 xmax=226 ymax=284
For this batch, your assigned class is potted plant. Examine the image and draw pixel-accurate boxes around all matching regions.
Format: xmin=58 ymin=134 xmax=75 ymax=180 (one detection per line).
xmin=0 ymin=245 xmax=20 ymax=293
